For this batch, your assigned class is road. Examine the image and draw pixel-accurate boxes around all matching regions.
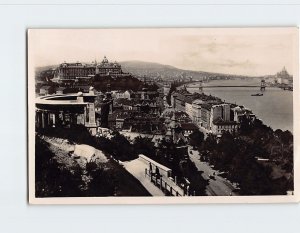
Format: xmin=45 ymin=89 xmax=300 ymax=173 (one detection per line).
xmin=188 ymin=146 xmax=239 ymax=196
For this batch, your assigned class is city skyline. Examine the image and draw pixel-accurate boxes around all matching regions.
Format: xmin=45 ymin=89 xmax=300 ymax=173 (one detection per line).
xmin=29 ymin=28 xmax=297 ymax=76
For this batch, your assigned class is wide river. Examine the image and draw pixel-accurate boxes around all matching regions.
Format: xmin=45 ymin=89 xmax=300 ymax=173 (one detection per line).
xmin=187 ymin=78 xmax=293 ymax=132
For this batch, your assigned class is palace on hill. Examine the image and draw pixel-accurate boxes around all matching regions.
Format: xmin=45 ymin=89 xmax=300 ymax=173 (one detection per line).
xmin=51 ymin=56 xmax=128 ymax=84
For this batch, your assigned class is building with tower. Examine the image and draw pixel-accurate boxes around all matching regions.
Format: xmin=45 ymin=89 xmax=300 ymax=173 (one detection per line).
xmin=95 ymin=56 xmax=123 ymax=76
xmin=52 ymin=56 xmax=127 ymax=84
xmin=275 ymin=67 xmax=293 ymax=84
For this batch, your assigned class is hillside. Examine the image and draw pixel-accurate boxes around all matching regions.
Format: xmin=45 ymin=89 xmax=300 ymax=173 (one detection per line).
xmin=35 ymin=132 xmax=151 ymax=197
xmin=119 ymin=60 xmax=250 ymax=81
xmin=120 ymin=60 xmax=211 ymax=80
xmin=120 ymin=60 xmax=181 ymax=72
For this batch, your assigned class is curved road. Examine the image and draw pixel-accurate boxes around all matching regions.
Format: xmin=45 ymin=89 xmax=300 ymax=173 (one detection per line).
xmin=188 ymin=146 xmax=239 ymax=196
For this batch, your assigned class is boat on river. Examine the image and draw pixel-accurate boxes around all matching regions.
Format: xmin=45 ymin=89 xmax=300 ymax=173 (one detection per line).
xmin=251 ymin=93 xmax=263 ymax=96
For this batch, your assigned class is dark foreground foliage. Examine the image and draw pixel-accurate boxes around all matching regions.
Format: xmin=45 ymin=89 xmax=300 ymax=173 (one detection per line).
xmin=200 ymin=118 xmax=293 ymax=195
xmin=37 ymin=126 xmax=208 ymax=196
xmin=35 ymin=136 xmax=82 ymax=197
xmin=35 ymin=135 xmax=150 ymax=197
xmin=38 ymin=126 xmax=138 ymax=161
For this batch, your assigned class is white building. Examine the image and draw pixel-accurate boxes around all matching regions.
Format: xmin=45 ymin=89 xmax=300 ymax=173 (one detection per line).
xmin=185 ymin=100 xmax=194 ymax=120
xmin=163 ymin=84 xmax=171 ymax=97
xmin=231 ymin=106 xmax=255 ymax=123
xmin=114 ymin=90 xmax=131 ymax=99
xmin=192 ymin=99 xmax=204 ymax=127
xmin=35 ymin=88 xmax=97 ymax=135
xmin=209 ymin=103 xmax=231 ymax=129
xmin=211 ymin=119 xmax=239 ymax=135
xmin=275 ymin=67 xmax=293 ymax=85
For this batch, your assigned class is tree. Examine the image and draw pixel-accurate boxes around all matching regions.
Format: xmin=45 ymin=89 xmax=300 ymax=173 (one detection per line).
xmin=110 ymin=132 xmax=137 ymax=161
xmin=280 ymin=130 xmax=293 ymax=145
xmin=239 ymin=115 xmax=253 ymax=134
xmin=189 ymin=130 xmax=204 ymax=149
xmin=133 ymin=136 xmax=156 ymax=157
xmin=202 ymin=133 xmax=217 ymax=152
xmin=86 ymin=163 xmax=116 ymax=196
xmin=35 ymin=136 xmax=83 ymax=197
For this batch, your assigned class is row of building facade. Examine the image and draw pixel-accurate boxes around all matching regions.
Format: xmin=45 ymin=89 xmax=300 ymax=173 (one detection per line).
xmin=171 ymin=88 xmax=255 ymax=135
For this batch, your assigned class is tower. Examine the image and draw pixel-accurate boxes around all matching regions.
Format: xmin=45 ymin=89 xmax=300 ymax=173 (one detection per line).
xmin=260 ymin=79 xmax=266 ymax=91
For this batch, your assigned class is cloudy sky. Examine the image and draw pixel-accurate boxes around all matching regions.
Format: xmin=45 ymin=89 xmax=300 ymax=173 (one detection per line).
xmin=29 ymin=28 xmax=297 ymax=76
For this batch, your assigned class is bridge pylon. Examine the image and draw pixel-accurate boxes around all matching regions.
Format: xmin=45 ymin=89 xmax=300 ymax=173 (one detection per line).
xmin=260 ymin=79 xmax=266 ymax=91
xmin=199 ymin=80 xmax=203 ymax=93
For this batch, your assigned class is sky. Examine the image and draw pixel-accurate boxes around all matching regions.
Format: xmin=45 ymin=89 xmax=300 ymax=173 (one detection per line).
xmin=28 ymin=28 xmax=298 ymax=76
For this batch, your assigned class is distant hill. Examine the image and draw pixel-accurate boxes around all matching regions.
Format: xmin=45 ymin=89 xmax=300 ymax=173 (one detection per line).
xmin=119 ymin=60 xmax=248 ymax=81
xmin=35 ymin=65 xmax=58 ymax=73
xmin=120 ymin=60 xmax=181 ymax=73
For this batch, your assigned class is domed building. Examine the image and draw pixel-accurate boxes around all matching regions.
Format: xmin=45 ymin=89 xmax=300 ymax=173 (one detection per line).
xmin=95 ymin=56 xmax=123 ymax=76
xmin=52 ymin=56 xmax=125 ymax=84
xmin=275 ymin=67 xmax=293 ymax=84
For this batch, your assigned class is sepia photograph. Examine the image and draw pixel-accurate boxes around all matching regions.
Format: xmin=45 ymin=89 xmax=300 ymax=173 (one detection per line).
xmin=28 ymin=28 xmax=299 ymax=204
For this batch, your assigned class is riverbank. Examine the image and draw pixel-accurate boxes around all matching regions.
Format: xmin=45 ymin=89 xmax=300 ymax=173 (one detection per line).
xmin=187 ymin=78 xmax=293 ymax=132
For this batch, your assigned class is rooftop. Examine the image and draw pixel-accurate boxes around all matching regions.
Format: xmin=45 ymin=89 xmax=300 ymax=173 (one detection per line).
xmin=40 ymin=85 xmax=52 ymax=90
xmin=36 ymin=93 xmax=96 ymax=106
xmin=201 ymin=103 xmax=213 ymax=111
xmin=213 ymin=117 xmax=239 ymax=126
xmin=181 ymin=122 xmax=198 ymax=131
xmin=192 ymin=99 xmax=205 ymax=105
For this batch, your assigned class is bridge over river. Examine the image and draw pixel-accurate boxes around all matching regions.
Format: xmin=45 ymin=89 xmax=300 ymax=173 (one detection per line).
xmin=186 ymin=80 xmax=267 ymax=91
xmin=187 ymin=83 xmax=292 ymax=91
xmin=188 ymin=85 xmax=263 ymax=88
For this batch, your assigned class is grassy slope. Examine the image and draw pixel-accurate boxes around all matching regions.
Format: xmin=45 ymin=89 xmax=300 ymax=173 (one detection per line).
xmin=37 ymin=135 xmax=151 ymax=197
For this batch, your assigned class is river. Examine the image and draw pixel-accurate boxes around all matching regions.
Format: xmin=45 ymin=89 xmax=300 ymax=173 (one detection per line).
xmin=187 ymin=78 xmax=293 ymax=132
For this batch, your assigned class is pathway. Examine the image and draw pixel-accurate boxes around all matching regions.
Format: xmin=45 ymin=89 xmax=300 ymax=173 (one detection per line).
xmin=188 ymin=146 xmax=238 ymax=196
xmin=121 ymin=159 xmax=165 ymax=196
